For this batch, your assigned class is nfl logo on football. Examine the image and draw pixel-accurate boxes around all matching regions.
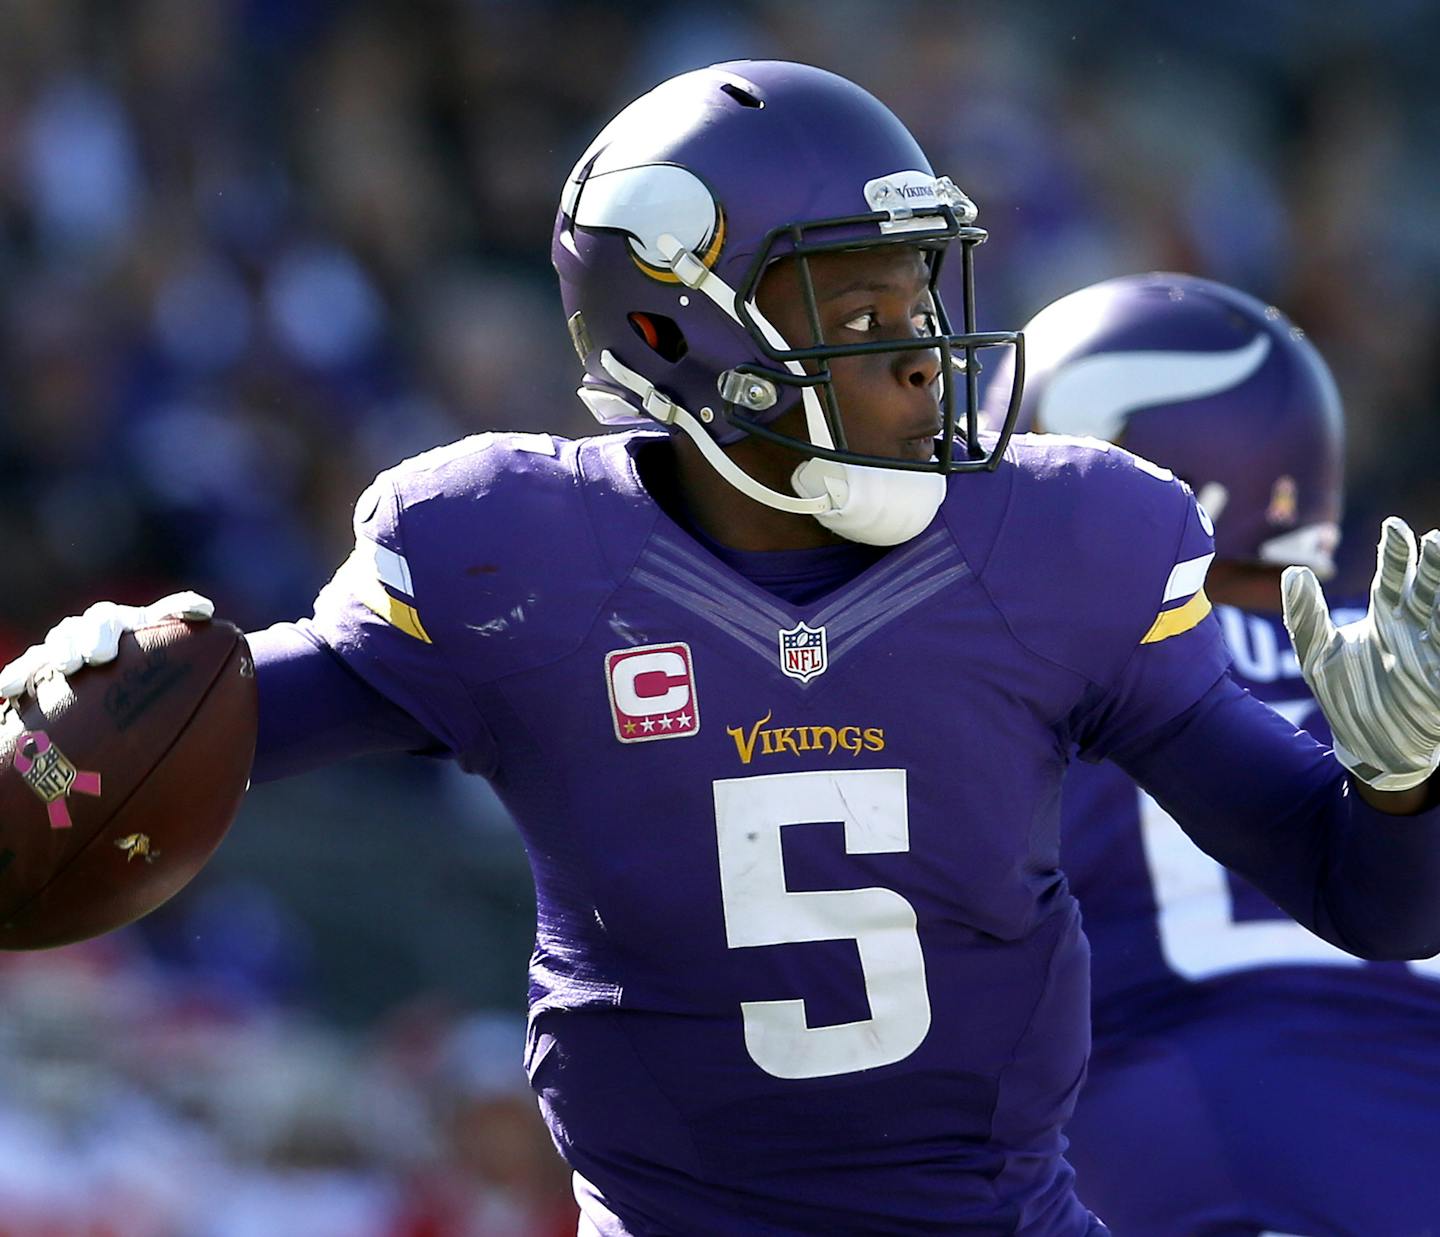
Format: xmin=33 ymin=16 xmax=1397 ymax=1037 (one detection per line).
xmin=778 ymin=621 xmax=828 ymax=683
xmin=20 ymin=742 xmax=77 ymax=803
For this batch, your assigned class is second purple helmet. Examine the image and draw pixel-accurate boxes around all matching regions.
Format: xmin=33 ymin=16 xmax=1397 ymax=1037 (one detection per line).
xmin=981 ymin=272 xmax=1344 ymax=577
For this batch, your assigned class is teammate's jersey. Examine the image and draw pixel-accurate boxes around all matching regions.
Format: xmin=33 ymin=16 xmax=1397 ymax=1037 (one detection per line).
xmin=1061 ymin=603 xmax=1440 ymax=1235
xmin=272 ymin=427 xmax=1225 ymax=1235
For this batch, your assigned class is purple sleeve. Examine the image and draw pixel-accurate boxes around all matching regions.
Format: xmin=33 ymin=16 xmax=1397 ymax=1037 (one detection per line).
xmin=1070 ymin=611 xmax=1232 ymax=761
xmin=1114 ymin=674 xmax=1440 ymax=961
xmin=1070 ymin=489 xmax=1233 ymax=759
xmin=248 ymin=621 xmax=448 ymax=783
xmin=245 ymin=468 xmax=499 ymax=782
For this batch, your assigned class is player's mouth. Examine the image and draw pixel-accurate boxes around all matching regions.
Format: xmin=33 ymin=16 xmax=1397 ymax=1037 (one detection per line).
xmin=898 ymin=421 xmax=942 ymax=462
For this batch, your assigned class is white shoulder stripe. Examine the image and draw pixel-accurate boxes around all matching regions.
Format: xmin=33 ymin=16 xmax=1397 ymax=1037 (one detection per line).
xmin=1038 ymin=335 xmax=1271 ymax=441
xmin=1163 ymin=552 xmax=1215 ymax=604
xmin=357 ymin=536 xmax=415 ymax=597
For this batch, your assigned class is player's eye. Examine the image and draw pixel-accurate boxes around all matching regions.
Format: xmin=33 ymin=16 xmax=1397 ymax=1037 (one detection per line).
xmin=841 ymin=310 xmax=879 ymax=333
xmin=911 ymin=309 xmax=938 ymax=335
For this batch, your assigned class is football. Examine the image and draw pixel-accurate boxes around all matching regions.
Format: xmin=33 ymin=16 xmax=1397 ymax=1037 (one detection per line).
xmin=0 ymin=620 xmax=257 ymax=950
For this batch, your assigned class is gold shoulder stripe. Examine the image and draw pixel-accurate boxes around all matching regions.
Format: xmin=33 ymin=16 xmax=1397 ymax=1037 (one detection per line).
xmin=1140 ymin=589 xmax=1212 ymax=645
xmin=340 ymin=551 xmax=432 ymax=643
xmin=359 ymin=589 xmax=432 ymax=643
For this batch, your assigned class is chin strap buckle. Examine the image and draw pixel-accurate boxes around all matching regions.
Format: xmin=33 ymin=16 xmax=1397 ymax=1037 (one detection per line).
xmin=598 ymin=350 xmax=679 ymax=425
xmin=717 ymin=369 xmax=778 ymax=411
xmin=655 ymin=234 xmax=713 ymax=291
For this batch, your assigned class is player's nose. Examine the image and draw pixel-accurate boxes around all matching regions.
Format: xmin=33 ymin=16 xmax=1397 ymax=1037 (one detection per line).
xmin=893 ymin=334 xmax=942 ymax=391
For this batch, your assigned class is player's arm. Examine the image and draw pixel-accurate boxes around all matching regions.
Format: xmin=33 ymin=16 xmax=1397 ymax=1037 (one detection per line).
xmin=244 ymin=620 xmax=448 ymax=782
xmin=1 ymin=472 xmax=497 ymax=783
xmin=1282 ymin=517 xmax=1440 ymax=813
xmin=1066 ymin=475 xmax=1440 ymax=959
xmin=1111 ymin=673 xmax=1440 ymax=961
xmin=0 ymin=595 xmax=443 ymax=783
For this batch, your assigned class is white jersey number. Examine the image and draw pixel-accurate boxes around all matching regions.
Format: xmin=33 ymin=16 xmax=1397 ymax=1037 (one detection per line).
xmin=713 ymin=768 xmax=932 ymax=1079
xmin=1142 ymin=700 xmax=1440 ymax=980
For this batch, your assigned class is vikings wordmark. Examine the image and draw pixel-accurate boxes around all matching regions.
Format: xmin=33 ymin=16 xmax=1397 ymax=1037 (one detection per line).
xmin=727 ymin=711 xmax=885 ymax=765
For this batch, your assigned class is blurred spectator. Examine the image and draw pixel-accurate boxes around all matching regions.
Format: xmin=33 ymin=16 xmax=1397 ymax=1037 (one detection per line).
xmin=389 ymin=1013 xmax=578 ymax=1237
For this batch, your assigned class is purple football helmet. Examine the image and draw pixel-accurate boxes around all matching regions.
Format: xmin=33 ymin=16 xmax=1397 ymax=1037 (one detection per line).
xmin=552 ymin=60 xmax=1023 ymax=540
xmin=980 ymin=272 xmax=1344 ymax=576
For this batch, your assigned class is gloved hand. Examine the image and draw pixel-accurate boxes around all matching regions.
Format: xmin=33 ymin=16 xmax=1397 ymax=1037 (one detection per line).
xmin=1283 ymin=517 xmax=1440 ymax=792
xmin=0 ymin=592 xmax=214 ymax=701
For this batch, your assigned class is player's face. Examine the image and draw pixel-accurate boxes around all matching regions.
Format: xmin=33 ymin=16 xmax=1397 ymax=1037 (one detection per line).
xmin=755 ymin=246 xmax=943 ymax=463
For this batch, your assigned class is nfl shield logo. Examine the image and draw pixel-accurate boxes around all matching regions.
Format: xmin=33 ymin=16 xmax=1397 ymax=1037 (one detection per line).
xmin=20 ymin=743 xmax=77 ymax=802
xmin=778 ymin=621 xmax=828 ymax=683
xmin=11 ymin=729 xmax=102 ymax=830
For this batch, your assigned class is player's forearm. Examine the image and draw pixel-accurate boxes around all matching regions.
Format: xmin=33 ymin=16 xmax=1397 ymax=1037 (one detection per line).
xmin=1116 ymin=677 xmax=1440 ymax=961
xmin=248 ymin=621 xmax=444 ymax=782
xmin=1327 ymin=782 xmax=1440 ymax=958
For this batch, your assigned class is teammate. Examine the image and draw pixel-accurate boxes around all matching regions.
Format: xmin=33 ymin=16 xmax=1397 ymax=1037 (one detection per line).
xmin=5 ymin=64 xmax=1440 ymax=1236
xmin=982 ymin=272 xmax=1440 ymax=1234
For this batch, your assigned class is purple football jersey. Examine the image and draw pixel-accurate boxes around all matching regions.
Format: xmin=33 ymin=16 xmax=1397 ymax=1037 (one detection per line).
xmin=1061 ymin=602 xmax=1440 ymax=1234
xmin=269 ymin=428 xmax=1230 ymax=1235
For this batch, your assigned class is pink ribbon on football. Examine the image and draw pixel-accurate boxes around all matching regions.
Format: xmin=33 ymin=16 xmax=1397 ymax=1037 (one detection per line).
xmin=12 ymin=730 xmax=102 ymax=830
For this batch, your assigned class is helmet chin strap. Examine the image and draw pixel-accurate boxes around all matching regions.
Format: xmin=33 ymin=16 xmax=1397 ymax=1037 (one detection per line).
xmin=791 ymin=456 xmax=948 ymax=547
xmin=605 ymin=235 xmax=950 ymax=547
xmin=597 ymin=350 xmax=828 ymax=516
xmin=752 ymin=316 xmax=945 ymax=547
xmin=745 ymin=291 xmax=948 ymax=548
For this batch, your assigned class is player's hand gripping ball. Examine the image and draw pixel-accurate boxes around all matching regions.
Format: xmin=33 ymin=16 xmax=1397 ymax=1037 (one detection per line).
xmin=0 ymin=596 xmax=255 ymax=949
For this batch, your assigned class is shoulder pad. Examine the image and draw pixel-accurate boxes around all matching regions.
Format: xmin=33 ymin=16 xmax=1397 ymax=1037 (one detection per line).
xmin=349 ymin=432 xmax=656 ymax=681
xmin=973 ymin=434 xmax=1213 ymax=685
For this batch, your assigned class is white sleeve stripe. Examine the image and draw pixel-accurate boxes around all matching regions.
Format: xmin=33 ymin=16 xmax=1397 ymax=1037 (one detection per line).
xmin=358 ymin=537 xmax=415 ymax=597
xmin=1163 ymin=552 xmax=1214 ymax=604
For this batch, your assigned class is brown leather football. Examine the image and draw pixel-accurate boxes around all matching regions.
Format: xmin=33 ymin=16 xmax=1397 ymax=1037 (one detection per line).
xmin=0 ymin=619 xmax=257 ymax=949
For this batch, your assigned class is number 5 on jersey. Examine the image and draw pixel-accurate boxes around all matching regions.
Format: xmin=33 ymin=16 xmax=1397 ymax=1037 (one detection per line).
xmin=714 ymin=768 xmax=932 ymax=1080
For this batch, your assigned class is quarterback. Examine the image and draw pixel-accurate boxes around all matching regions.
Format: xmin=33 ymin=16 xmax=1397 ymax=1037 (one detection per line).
xmin=5 ymin=64 xmax=1440 ymax=1235
xmin=986 ymin=272 xmax=1440 ymax=1235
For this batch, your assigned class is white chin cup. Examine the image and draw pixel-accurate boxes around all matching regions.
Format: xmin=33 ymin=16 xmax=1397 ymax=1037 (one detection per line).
xmin=791 ymin=458 xmax=947 ymax=546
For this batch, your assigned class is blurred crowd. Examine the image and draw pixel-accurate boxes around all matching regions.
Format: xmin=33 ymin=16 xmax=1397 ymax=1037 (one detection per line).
xmin=3 ymin=0 xmax=1439 ymax=648
xmin=2 ymin=0 xmax=1439 ymax=1232
xmin=0 ymin=938 xmax=575 ymax=1237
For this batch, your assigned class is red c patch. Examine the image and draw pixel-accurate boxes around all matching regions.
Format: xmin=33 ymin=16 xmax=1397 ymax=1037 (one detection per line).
xmin=605 ymin=642 xmax=700 ymax=744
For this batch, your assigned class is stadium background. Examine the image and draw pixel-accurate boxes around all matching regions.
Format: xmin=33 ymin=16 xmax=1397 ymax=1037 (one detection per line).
xmin=0 ymin=1 xmax=1437 ymax=1232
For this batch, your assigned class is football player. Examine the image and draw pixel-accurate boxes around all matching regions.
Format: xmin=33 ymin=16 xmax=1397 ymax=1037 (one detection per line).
xmin=981 ymin=272 xmax=1440 ymax=1235
xmin=6 ymin=65 xmax=1440 ymax=1236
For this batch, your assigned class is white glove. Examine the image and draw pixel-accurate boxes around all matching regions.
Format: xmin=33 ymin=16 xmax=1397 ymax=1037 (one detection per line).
xmin=0 ymin=592 xmax=214 ymax=701
xmin=1283 ymin=517 xmax=1440 ymax=792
